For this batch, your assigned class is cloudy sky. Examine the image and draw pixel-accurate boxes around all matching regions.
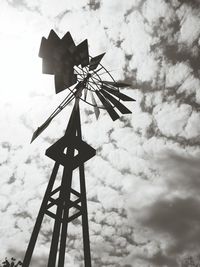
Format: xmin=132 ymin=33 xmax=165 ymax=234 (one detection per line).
xmin=0 ymin=0 xmax=200 ymax=266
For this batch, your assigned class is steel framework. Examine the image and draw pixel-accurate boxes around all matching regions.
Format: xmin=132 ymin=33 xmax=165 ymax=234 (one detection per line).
xmin=23 ymin=101 xmax=95 ymax=267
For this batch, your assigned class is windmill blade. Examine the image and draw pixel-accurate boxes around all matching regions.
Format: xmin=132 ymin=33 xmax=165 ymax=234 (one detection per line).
xmin=31 ymin=118 xmax=53 ymax=143
xmin=74 ymin=39 xmax=89 ymax=67
xmin=95 ymin=91 xmax=119 ymax=121
xmin=89 ymin=53 xmax=106 ymax=71
xmin=90 ymin=92 xmax=100 ymax=119
xmin=100 ymin=89 xmax=132 ymax=114
xmin=101 ymin=85 xmax=135 ymax=101
xmin=102 ymin=80 xmax=131 ymax=88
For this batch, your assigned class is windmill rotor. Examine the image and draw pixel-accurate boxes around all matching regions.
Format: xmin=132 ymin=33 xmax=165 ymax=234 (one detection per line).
xmin=31 ymin=29 xmax=135 ymax=142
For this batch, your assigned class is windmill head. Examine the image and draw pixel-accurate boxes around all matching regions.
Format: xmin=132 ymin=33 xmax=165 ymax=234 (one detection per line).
xmin=31 ymin=29 xmax=135 ymax=143
xmin=39 ymin=30 xmax=101 ymax=94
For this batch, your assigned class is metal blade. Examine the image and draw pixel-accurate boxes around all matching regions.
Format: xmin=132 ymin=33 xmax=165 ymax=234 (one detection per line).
xmin=74 ymin=39 xmax=89 ymax=67
xmin=100 ymin=89 xmax=132 ymax=114
xmin=102 ymin=80 xmax=131 ymax=88
xmin=31 ymin=118 xmax=53 ymax=143
xmin=89 ymin=53 xmax=106 ymax=71
xmin=90 ymin=92 xmax=100 ymax=119
xmin=95 ymin=91 xmax=120 ymax=121
xmin=101 ymin=84 xmax=135 ymax=101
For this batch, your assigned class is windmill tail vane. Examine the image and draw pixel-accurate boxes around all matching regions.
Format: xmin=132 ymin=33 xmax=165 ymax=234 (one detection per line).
xmin=23 ymin=29 xmax=135 ymax=267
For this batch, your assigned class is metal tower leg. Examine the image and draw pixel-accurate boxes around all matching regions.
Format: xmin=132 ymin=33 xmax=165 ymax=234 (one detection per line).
xmin=76 ymin=106 xmax=91 ymax=267
xmin=79 ymin=163 xmax=92 ymax=267
xmin=57 ymin=148 xmax=75 ymax=267
xmin=22 ymin=162 xmax=59 ymax=267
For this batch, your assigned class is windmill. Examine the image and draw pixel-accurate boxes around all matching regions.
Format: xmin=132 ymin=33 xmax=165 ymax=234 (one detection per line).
xmin=22 ymin=30 xmax=135 ymax=267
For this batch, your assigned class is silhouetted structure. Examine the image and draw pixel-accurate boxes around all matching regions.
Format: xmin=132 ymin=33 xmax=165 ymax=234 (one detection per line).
xmin=23 ymin=30 xmax=135 ymax=267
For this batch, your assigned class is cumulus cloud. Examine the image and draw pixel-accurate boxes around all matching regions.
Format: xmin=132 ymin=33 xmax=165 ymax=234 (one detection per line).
xmin=123 ymin=150 xmax=200 ymax=266
xmin=1 ymin=0 xmax=200 ymax=266
xmin=177 ymin=4 xmax=200 ymax=46
xmin=154 ymin=102 xmax=192 ymax=137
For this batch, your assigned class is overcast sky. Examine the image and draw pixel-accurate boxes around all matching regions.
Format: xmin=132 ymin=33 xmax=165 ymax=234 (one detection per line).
xmin=0 ymin=0 xmax=200 ymax=266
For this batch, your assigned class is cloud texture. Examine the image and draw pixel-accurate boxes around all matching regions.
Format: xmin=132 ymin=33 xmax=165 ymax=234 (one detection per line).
xmin=0 ymin=0 xmax=200 ymax=266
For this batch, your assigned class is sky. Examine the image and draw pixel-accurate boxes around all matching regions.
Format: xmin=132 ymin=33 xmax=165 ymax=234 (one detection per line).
xmin=0 ymin=0 xmax=200 ymax=266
